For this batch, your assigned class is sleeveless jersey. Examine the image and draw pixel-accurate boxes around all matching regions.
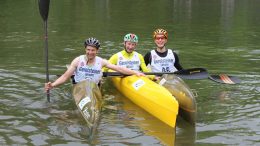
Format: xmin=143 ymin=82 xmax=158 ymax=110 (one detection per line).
xmin=150 ymin=49 xmax=177 ymax=72
xmin=74 ymin=55 xmax=103 ymax=84
xmin=116 ymin=52 xmax=141 ymax=71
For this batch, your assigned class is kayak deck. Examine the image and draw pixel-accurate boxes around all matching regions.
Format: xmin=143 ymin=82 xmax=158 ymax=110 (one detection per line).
xmin=72 ymin=80 xmax=102 ymax=136
xmin=159 ymin=74 xmax=197 ymax=125
xmin=111 ymin=76 xmax=179 ymax=128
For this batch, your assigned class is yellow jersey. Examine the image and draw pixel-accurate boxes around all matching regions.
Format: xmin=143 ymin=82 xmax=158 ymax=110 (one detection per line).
xmin=103 ymin=50 xmax=154 ymax=79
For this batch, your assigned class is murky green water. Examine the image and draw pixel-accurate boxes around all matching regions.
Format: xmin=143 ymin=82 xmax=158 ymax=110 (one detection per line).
xmin=0 ymin=0 xmax=259 ymax=145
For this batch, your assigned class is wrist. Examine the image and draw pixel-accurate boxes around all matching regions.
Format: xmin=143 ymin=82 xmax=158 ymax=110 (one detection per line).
xmin=134 ymin=71 xmax=139 ymax=75
xmin=51 ymin=83 xmax=55 ymax=88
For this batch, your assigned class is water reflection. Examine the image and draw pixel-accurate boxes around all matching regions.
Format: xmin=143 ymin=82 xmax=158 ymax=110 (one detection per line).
xmin=102 ymin=79 xmax=197 ymax=146
xmin=118 ymin=96 xmax=176 ymax=146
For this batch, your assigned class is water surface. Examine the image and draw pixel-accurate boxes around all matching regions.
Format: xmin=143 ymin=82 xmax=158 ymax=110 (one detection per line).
xmin=0 ymin=0 xmax=259 ymax=145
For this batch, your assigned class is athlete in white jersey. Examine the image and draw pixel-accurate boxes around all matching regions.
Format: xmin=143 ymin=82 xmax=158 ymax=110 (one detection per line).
xmin=144 ymin=28 xmax=183 ymax=75
xmin=150 ymin=49 xmax=178 ymax=72
xmin=74 ymin=55 xmax=103 ymax=84
xmin=45 ymin=37 xmax=145 ymax=91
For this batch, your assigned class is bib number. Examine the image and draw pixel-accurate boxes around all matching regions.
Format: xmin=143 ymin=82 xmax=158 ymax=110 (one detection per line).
xmin=162 ymin=67 xmax=170 ymax=72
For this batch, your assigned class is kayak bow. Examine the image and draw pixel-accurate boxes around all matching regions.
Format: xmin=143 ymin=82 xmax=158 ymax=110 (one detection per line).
xmin=159 ymin=74 xmax=197 ymax=125
xmin=72 ymin=80 xmax=102 ymax=138
xmin=111 ymin=76 xmax=179 ymax=128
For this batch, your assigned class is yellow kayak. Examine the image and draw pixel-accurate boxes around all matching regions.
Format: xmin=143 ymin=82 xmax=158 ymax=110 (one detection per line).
xmin=111 ymin=76 xmax=179 ymax=128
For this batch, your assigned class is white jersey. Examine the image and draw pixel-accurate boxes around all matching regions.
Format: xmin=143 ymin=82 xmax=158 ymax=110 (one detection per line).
xmin=150 ymin=49 xmax=177 ymax=72
xmin=117 ymin=52 xmax=141 ymax=71
xmin=74 ymin=55 xmax=103 ymax=84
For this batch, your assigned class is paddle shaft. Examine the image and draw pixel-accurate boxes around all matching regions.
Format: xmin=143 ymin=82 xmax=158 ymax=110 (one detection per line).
xmin=103 ymin=71 xmax=190 ymax=76
xmin=44 ymin=20 xmax=50 ymax=101
xmin=57 ymin=67 xmax=240 ymax=84
xmin=39 ymin=0 xmax=50 ymax=101
xmin=103 ymin=69 xmax=240 ymax=84
xmin=57 ymin=67 xmax=208 ymax=80
xmin=103 ymin=68 xmax=209 ymax=80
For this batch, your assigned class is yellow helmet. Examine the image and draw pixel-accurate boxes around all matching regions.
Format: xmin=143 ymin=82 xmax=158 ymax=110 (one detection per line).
xmin=153 ymin=28 xmax=168 ymax=39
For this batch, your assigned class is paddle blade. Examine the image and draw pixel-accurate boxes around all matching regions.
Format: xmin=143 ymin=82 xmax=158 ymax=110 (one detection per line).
xmin=174 ymin=68 xmax=209 ymax=79
xmin=38 ymin=0 xmax=50 ymax=21
xmin=209 ymin=74 xmax=241 ymax=84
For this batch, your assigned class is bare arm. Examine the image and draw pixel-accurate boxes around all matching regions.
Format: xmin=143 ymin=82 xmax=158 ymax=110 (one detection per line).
xmin=45 ymin=57 xmax=79 ymax=91
xmin=139 ymin=54 xmax=151 ymax=72
xmin=138 ymin=54 xmax=156 ymax=80
xmin=102 ymin=59 xmax=144 ymax=76
xmin=102 ymin=53 xmax=118 ymax=72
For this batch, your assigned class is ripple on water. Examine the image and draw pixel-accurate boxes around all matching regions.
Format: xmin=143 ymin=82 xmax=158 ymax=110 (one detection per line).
xmin=29 ymin=134 xmax=49 ymax=145
xmin=196 ymin=87 xmax=260 ymax=146
xmin=9 ymin=136 xmax=27 ymax=144
xmin=15 ymin=125 xmax=38 ymax=132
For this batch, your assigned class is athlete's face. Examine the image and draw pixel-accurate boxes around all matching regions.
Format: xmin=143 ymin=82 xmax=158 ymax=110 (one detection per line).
xmin=85 ymin=46 xmax=98 ymax=60
xmin=154 ymin=34 xmax=167 ymax=48
xmin=124 ymin=41 xmax=137 ymax=53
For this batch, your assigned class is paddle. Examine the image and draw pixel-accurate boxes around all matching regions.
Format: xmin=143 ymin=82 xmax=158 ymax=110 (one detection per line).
xmin=39 ymin=0 xmax=50 ymax=102
xmin=103 ymin=68 xmax=209 ymax=79
xmin=103 ymin=68 xmax=241 ymax=84
xmin=209 ymin=74 xmax=241 ymax=84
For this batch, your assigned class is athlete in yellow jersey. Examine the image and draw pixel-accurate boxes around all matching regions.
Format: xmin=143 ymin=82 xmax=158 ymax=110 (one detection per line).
xmin=104 ymin=33 xmax=154 ymax=79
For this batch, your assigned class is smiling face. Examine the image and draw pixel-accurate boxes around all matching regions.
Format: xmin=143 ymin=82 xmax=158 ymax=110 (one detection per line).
xmin=124 ymin=41 xmax=137 ymax=53
xmin=85 ymin=45 xmax=98 ymax=60
xmin=154 ymin=34 xmax=167 ymax=49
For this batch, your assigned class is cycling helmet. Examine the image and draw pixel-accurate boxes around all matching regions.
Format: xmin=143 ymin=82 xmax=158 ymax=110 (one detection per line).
xmin=84 ymin=37 xmax=101 ymax=49
xmin=124 ymin=33 xmax=138 ymax=43
xmin=153 ymin=28 xmax=168 ymax=39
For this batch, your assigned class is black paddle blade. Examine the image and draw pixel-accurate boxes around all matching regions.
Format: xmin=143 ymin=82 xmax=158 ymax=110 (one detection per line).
xmin=38 ymin=0 xmax=50 ymax=21
xmin=174 ymin=68 xmax=209 ymax=79
xmin=209 ymin=74 xmax=241 ymax=84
